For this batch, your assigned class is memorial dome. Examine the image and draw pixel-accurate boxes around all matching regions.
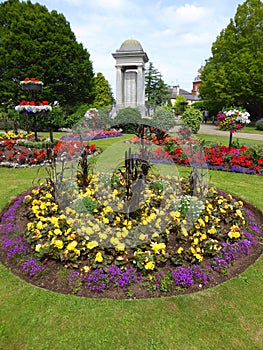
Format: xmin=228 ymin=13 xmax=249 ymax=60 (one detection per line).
xmin=118 ymin=39 xmax=143 ymax=52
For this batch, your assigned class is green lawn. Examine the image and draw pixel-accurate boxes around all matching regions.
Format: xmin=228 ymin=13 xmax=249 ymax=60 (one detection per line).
xmin=239 ymin=125 xmax=263 ymax=135
xmin=0 ymin=133 xmax=262 ymax=350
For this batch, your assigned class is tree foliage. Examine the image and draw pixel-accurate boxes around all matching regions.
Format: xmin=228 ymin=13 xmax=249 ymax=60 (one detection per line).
xmin=145 ymin=62 xmax=169 ymax=106
xmin=199 ymin=0 xmax=263 ymax=119
xmin=0 ymin=0 xmax=95 ymax=113
xmin=93 ymin=72 xmax=114 ymax=108
xmin=173 ymin=95 xmax=187 ymax=116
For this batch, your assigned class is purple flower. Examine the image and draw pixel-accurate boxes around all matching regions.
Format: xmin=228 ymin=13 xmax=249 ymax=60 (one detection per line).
xmin=20 ymin=258 xmax=45 ymax=277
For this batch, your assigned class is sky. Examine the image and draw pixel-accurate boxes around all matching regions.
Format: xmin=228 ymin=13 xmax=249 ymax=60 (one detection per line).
xmin=6 ymin=0 xmax=245 ymax=96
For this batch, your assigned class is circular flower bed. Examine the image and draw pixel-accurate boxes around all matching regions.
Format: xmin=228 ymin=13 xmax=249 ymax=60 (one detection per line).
xmin=0 ymin=174 xmax=262 ymax=299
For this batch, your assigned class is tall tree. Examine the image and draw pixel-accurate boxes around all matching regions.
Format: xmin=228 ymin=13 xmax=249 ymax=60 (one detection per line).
xmin=199 ymin=0 xmax=263 ymax=118
xmin=93 ymin=72 xmax=114 ymax=107
xmin=0 ymin=0 xmax=95 ymax=113
xmin=145 ymin=62 xmax=169 ymax=106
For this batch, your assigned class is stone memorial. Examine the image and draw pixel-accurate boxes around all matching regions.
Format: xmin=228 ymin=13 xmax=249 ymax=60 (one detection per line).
xmin=112 ymin=39 xmax=149 ymax=117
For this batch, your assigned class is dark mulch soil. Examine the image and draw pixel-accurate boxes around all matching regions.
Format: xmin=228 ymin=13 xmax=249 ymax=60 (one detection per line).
xmin=1 ymin=192 xmax=263 ymax=300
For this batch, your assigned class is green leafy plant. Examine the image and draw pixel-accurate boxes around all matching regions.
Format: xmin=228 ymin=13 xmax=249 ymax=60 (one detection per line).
xmin=182 ymin=105 xmax=203 ymax=133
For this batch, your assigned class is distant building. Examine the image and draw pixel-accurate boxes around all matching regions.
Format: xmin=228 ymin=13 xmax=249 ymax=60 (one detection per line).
xmin=191 ymin=66 xmax=203 ymax=97
xmin=167 ymin=85 xmax=200 ymax=105
xmin=167 ymin=66 xmax=203 ymax=106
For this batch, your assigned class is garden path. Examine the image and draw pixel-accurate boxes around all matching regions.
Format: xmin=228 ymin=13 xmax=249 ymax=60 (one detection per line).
xmin=198 ymin=123 xmax=263 ymax=141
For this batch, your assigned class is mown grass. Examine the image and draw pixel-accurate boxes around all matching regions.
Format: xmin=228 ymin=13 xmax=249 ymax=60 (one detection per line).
xmin=0 ymin=133 xmax=262 ymax=350
xmin=239 ymin=125 xmax=263 ymax=135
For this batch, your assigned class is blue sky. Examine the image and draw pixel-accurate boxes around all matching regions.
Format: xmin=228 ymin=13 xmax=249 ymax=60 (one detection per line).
xmin=6 ymin=0 xmax=244 ymax=95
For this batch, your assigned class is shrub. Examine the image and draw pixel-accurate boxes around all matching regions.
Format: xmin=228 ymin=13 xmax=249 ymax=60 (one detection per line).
xmin=255 ymin=118 xmax=263 ymax=131
xmin=112 ymin=107 xmax=142 ymax=133
xmin=182 ymin=105 xmax=203 ymax=133
xmin=152 ymin=106 xmax=176 ymax=131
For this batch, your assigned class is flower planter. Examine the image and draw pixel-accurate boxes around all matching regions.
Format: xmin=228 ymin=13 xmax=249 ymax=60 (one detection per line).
xmin=22 ymin=84 xmax=43 ymax=91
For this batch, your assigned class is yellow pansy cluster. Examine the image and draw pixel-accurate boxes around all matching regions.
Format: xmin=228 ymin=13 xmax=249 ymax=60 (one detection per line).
xmin=24 ymin=174 xmax=247 ymax=270
xmin=0 ymin=131 xmax=33 ymax=140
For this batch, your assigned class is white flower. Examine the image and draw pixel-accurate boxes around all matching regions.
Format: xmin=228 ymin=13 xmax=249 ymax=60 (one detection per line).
xmin=15 ymin=105 xmax=52 ymax=113
xmin=224 ymin=109 xmax=250 ymax=125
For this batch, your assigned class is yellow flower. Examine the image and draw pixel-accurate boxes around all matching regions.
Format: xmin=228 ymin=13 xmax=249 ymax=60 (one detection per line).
xmin=83 ymin=266 xmax=90 ymax=272
xmin=36 ymin=221 xmax=43 ymax=230
xmin=228 ymin=231 xmax=240 ymax=239
xmin=235 ymin=209 xmax=243 ymax=218
xmin=152 ymin=233 xmax=159 ymax=239
xmin=151 ymin=242 xmax=166 ymax=254
xmin=27 ymin=222 xmax=34 ymax=230
xmin=53 ymin=239 xmax=64 ymax=249
xmin=121 ymin=227 xmax=129 ymax=238
xmin=142 ymin=219 xmax=148 ymax=225
xmin=116 ymin=242 xmax=125 ymax=251
xmin=177 ymin=247 xmax=184 ymax=254
xmin=54 ymin=228 xmax=62 ymax=236
xmin=170 ymin=211 xmax=180 ymax=218
xmin=228 ymin=225 xmax=241 ymax=239
xmin=195 ymin=253 xmax=203 ymax=262
xmin=99 ymin=233 xmax=107 ymax=240
xmin=145 ymin=261 xmax=155 ymax=270
xmin=208 ymin=227 xmax=216 ymax=235
xmin=149 ymin=213 xmax=156 ymax=221
xmin=110 ymin=237 xmax=119 ymax=246
xmin=113 ymin=189 xmax=119 ymax=196
xmin=87 ymin=241 xmax=99 ymax=249
xmin=200 ymin=233 xmax=207 ymax=241
xmin=95 ymin=252 xmax=103 ymax=262
xmin=193 ymin=238 xmax=199 ymax=245
xmin=50 ymin=216 xmax=59 ymax=227
xmin=40 ymin=202 xmax=46 ymax=210
xmin=45 ymin=192 xmax=52 ymax=199
xmin=181 ymin=227 xmax=188 ymax=237
xmin=66 ymin=218 xmax=74 ymax=226
xmin=198 ymin=218 xmax=205 ymax=227
xmin=139 ymin=234 xmax=146 ymax=241
xmin=32 ymin=189 xmax=40 ymax=195
xmin=66 ymin=240 xmax=78 ymax=251
xmin=103 ymin=206 xmax=113 ymax=214
xmin=24 ymin=195 xmax=32 ymax=203
xmin=35 ymin=244 xmax=42 ymax=252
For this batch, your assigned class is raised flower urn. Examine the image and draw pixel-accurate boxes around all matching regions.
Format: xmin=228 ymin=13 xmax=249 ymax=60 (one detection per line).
xmin=15 ymin=78 xmax=52 ymax=141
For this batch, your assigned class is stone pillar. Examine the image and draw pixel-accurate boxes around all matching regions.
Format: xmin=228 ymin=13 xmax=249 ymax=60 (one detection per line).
xmin=137 ymin=65 xmax=144 ymax=106
xmin=116 ymin=66 xmax=123 ymax=107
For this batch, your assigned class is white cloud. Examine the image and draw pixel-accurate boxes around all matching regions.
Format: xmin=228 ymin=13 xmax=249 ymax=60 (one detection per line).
xmin=93 ymin=0 xmax=130 ymax=10
xmin=175 ymin=4 xmax=212 ymax=23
